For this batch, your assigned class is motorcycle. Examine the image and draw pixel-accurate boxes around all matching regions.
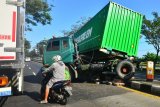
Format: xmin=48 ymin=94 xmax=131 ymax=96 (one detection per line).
xmin=40 ymin=67 xmax=72 ymax=105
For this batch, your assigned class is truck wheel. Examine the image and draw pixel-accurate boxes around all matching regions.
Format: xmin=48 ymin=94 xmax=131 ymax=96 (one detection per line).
xmin=116 ymin=60 xmax=135 ymax=80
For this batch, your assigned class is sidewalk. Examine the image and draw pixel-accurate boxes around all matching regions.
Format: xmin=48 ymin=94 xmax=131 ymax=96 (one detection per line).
xmin=127 ymin=79 xmax=160 ymax=96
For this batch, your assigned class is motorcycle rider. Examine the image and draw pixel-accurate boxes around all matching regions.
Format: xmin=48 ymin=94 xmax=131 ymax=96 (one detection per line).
xmin=40 ymin=55 xmax=65 ymax=104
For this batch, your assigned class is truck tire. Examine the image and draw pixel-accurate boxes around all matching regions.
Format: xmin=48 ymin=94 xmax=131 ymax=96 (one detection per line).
xmin=116 ymin=60 xmax=135 ymax=80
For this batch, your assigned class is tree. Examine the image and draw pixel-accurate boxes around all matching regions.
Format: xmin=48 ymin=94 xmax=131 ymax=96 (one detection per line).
xmin=142 ymin=12 xmax=160 ymax=69
xmin=36 ymin=39 xmax=48 ymax=55
xmin=27 ymin=39 xmax=48 ymax=57
xmin=143 ymin=52 xmax=156 ymax=61
xmin=26 ymin=0 xmax=52 ymax=31
xmin=24 ymin=38 xmax=31 ymax=56
xmin=61 ymin=17 xmax=91 ymax=36
xmin=29 ymin=49 xmax=39 ymax=57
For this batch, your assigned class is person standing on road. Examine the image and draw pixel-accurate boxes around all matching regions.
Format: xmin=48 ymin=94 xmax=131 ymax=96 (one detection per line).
xmin=40 ymin=55 xmax=65 ymax=104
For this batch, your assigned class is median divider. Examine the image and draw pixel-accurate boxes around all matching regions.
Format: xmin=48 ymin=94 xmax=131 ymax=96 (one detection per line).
xmin=151 ymin=85 xmax=160 ymax=95
xmin=131 ymin=81 xmax=142 ymax=90
xmin=129 ymin=80 xmax=160 ymax=96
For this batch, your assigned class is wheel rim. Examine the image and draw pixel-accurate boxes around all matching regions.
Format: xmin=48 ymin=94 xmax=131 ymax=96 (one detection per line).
xmin=120 ymin=64 xmax=132 ymax=74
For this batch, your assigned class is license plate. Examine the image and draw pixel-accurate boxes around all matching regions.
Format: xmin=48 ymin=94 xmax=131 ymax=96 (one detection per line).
xmin=0 ymin=87 xmax=12 ymax=96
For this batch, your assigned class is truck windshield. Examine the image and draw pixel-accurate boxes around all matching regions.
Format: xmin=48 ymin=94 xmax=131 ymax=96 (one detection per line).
xmin=46 ymin=40 xmax=60 ymax=51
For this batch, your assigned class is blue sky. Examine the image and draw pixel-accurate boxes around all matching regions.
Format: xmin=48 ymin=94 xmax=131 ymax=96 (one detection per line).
xmin=25 ymin=0 xmax=160 ymax=57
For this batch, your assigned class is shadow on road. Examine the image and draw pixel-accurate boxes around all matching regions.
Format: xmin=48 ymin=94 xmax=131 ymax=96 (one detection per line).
xmin=24 ymin=68 xmax=43 ymax=84
xmin=0 ymin=97 xmax=8 ymax=107
xmin=24 ymin=75 xmax=43 ymax=84
xmin=24 ymin=91 xmax=41 ymax=102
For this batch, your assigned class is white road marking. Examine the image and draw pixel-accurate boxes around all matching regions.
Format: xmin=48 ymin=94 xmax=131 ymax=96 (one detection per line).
xmin=32 ymin=72 xmax=36 ymax=76
xmin=28 ymin=66 xmax=36 ymax=76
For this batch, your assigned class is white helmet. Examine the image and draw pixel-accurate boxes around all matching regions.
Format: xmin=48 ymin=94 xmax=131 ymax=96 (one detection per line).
xmin=52 ymin=55 xmax=62 ymax=62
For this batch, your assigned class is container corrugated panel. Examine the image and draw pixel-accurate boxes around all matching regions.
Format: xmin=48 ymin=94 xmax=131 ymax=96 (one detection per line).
xmin=74 ymin=3 xmax=109 ymax=54
xmin=74 ymin=2 xmax=143 ymax=56
xmin=102 ymin=2 xmax=143 ymax=56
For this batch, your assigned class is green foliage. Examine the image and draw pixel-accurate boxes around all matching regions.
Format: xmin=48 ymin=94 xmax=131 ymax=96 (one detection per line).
xmin=28 ymin=39 xmax=48 ymax=57
xmin=143 ymin=52 xmax=156 ymax=61
xmin=135 ymin=56 xmax=144 ymax=61
xmin=142 ymin=12 xmax=160 ymax=48
xmin=29 ymin=49 xmax=39 ymax=57
xmin=24 ymin=38 xmax=31 ymax=56
xmin=142 ymin=12 xmax=160 ymax=68
xmin=37 ymin=39 xmax=48 ymax=55
xmin=134 ymin=56 xmax=145 ymax=63
xmin=26 ymin=0 xmax=52 ymax=31
xmin=25 ymin=38 xmax=31 ymax=49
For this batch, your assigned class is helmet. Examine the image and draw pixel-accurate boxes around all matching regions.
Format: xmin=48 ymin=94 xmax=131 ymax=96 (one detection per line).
xmin=52 ymin=55 xmax=62 ymax=62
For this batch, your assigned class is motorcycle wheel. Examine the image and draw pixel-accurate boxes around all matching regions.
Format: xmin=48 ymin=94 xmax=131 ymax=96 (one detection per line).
xmin=59 ymin=97 xmax=67 ymax=105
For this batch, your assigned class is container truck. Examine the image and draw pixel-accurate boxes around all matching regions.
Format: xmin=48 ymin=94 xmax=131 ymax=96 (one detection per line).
xmin=0 ymin=0 xmax=25 ymax=96
xmin=43 ymin=2 xmax=143 ymax=82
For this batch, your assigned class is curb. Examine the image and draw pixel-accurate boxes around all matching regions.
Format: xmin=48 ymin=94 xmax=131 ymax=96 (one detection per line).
xmin=130 ymin=81 xmax=160 ymax=96
xmin=131 ymin=81 xmax=142 ymax=90
xmin=151 ymin=85 xmax=160 ymax=95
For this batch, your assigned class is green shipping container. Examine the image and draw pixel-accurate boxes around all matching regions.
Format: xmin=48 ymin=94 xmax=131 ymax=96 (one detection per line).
xmin=73 ymin=2 xmax=143 ymax=56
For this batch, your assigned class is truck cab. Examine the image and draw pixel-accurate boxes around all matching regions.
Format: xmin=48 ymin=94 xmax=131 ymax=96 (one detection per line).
xmin=43 ymin=36 xmax=74 ymax=66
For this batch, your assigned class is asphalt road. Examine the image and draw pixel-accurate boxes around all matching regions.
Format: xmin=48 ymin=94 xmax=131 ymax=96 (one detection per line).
xmin=2 ymin=61 xmax=160 ymax=107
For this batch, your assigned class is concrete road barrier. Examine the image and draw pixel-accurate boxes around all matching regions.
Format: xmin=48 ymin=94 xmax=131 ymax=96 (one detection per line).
xmin=130 ymin=80 xmax=160 ymax=96
xmin=131 ymin=81 xmax=142 ymax=90
xmin=151 ymin=85 xmax=160 ymax=95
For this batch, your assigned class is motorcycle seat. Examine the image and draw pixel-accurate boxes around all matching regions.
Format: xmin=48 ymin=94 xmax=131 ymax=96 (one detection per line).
xmin=52 ymin=80 xmax=70 ymax=89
